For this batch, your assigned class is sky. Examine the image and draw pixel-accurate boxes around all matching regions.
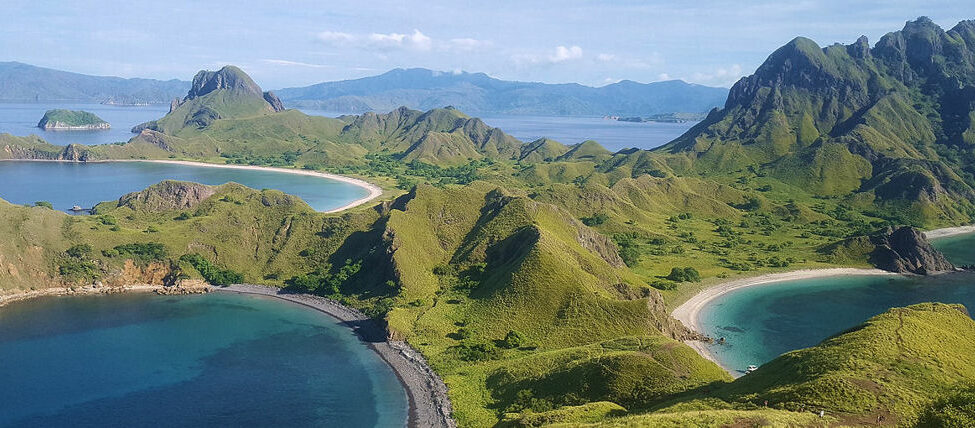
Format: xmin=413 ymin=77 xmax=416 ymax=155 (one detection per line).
xmin=1 ymin=1 xmax=972 ymax=89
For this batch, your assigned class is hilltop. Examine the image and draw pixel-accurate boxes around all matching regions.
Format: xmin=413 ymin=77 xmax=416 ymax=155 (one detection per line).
xmin=0 ymin=61 xmax=188 ymax=104
xmin=37 ymin=109 xmax=110 ymax=130
xmin=275 ymin=68 xmax=728 ymax=116
xmin=650 ymin=17 xmax=975 ymax=226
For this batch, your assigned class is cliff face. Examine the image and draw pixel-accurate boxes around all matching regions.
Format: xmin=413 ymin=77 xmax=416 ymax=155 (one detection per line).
xmin=870 ymin=226 xmax=955 ymax=274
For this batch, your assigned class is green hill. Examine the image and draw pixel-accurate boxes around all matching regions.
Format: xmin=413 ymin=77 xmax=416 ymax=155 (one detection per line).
xmin=649 ymin=17 xmax=975 ymax=226
xmin=37 ymin=109 xmax=110 ymax=130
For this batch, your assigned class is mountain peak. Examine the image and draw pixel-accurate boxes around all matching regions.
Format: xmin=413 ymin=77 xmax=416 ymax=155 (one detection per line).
xmin=187 ymin=65 xmax=263 ymax=99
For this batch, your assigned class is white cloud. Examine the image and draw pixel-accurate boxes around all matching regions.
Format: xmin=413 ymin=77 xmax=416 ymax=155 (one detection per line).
xmin=657 ymin=73 xmax=671 ymax=80
xmin=513 ymin=45 xmax=585 ymax=66
xmin=317 ymin=31 xmax=355 ymax=45
xmin=688 ymin=64 xmax=744 ymax=86
xmin=550 ymin=45 xmax=583 ymax=62
xmin=316 ymin=29 xmax=485 ymax=53
xmin=596 ymin=53 xmax=616 ymax=62
xmin=261 ymin=59 xmax=331 ymax=69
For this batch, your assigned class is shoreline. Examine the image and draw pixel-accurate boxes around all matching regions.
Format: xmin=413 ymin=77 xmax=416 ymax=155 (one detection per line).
xmin=214 ymin=284 xmax=455 ymax=428
xmin=671 ymin=268 xmax=895 ymax=373
xmin=0 ymin=158 xmax=384 ymax=214
xmin=0 ymin=283 xmax=455 ymax=428
xmin=671 ymin=224 xmax=975 ymax=373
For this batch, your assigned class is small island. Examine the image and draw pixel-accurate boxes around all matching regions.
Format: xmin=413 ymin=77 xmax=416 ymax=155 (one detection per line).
xmin=37 ymin=109 xmax=111 ymax=131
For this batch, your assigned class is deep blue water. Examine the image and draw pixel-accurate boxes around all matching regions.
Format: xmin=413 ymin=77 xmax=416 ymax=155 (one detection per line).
xmin=0 ymin=292 xmax=408 ymax=427
xmin=0 ymin=161 xmax=367 ymax=212
xmin=698 ymin=233 xmax=975 ymax=374
xmin=0 ymin=103 xmax=168 ymax=146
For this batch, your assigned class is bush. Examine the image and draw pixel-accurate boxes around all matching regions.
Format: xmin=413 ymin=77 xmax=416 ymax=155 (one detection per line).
xmin=501 ymin=330 xmax=527 ymax=349
xmin=458 ymin=341 xmax=502 ymax=361
xmin=34 ymin=201 xmax=53 ymax=209
xmin=917 ymin=386 xmax=975 ymax=428
xmin=580 ymin=213 xmax=609 ymax=226
xmin=180 ymin=253 xmax=244 ymax=285
xmin=98 ymin=215 xmax=117 ymax=226
xmin=666 ymin=267 xmax=701 ymax=283
xmin=174 ymin=212 xmax=191 ymax=221
xmin=66 ymin=244 xmax=92 ymax=259
xmin=114 ymin=242 xmax=167 ymax=261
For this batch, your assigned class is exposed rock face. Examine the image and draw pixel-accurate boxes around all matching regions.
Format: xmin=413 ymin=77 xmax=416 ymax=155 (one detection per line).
xmin=117 ymin=180 xmax=216 ymax=211
xmin=263 ymin=91 xmax=285 ymax=112
xmin=870 ymin=226 xmax=955 ymax=274
xmin=187 ymin=65 xmax=263 ymax=99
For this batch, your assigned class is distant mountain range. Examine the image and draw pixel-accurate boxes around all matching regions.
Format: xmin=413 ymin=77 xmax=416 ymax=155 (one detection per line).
xmin=0 ymin=62 xmax=189 ymax=105
xmin=0 ymin=62 xmax=727 ymax=116
xmin=274 ymin=68 xmax=729 ymax=116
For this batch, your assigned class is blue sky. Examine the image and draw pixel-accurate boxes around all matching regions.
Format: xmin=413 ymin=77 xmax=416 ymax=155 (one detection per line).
xmin=2 ymin=1 xmax=972 ymax=89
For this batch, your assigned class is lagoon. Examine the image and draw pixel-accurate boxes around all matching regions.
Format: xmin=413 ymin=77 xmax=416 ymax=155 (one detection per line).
xmin=697 ymin=234 xmax=975 ymax=374
xmin=0 ymin=160 xmax=369 ymax=212
xmin=0 ymin=292 xmax=408 ymax=427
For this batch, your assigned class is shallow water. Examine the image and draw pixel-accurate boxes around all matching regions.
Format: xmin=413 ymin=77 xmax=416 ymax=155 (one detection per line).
xmin=0 ymin=103 xmax=168 ymax=146
xmin=0 ymin=161 xmax=368 ymax=212
xmin=699 ymin=233 xmax=975 ymax=374
xmin=0 ymin=292 xmax=408 ymax=427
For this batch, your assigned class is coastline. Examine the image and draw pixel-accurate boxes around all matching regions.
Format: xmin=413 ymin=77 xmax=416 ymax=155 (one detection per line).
xmin=214 ymin=284 xmax=455 ymax=428
xmin=0 ymin=283 xmax=455 ymax=428
xmin=0 ymin=158 xmax=384 ymax=214
xmin=672 ymin=268 xmax=895 ymax=372
xmin=0 ymin=282 xmax=210 ymax=307
xmin=672 ymin=224 xmax=975 ymax=372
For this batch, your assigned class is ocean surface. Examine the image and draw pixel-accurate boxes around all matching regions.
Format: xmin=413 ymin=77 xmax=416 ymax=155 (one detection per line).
xmin=0 ymin=292 xmax=408 ymax=427
xmin=698 ymin=233 xmax=975 ymax=374
xmin=0 ymin=161 xmax=368 ymax=212
xmin=478 ymin=115 xmax=694 ymax=151
xmin=0 ymin=103 xmax=168 ymax=146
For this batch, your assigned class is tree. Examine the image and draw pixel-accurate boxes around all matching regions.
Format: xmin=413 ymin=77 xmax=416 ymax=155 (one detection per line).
xmin=34 ymin=201 xmax=53 ymax=209
xmin=501 ymin=330 xmax=527 ymax=349
xmin=666 ymin=267 xmax=701 ymax=283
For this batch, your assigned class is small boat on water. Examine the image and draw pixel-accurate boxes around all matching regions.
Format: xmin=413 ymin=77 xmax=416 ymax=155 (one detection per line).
xmin=746 ymin=365 xmax=758 ymax=373
xmin=70 ymin=205 xmax=84 ymax=212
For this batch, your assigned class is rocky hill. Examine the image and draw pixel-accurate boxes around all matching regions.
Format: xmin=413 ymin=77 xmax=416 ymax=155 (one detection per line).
xmin=37 ymin=109 xmax=110 ymax=130
xmin=652 ymin=17 xmax=975 ymax=225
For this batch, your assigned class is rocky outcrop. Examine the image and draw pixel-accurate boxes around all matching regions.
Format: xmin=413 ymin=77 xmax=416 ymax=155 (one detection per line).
xmin=869 ymin=226 xmax=955 ymax=274
xmin=263 ymin=91 xmax=285 ymax=112
xmin=187 ymin=65 xmax=264 ymax=99
xmin=117 ymin=180 xmax=217 ymax=212
xmin=37 ymin=109 xmax=110 ymax=130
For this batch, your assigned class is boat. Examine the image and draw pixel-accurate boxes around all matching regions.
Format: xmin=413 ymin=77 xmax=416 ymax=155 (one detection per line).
xmin=70 ymin=205 xmax=84 ymax=212
xmin=746 ymin=365 xmax=758 ymax=373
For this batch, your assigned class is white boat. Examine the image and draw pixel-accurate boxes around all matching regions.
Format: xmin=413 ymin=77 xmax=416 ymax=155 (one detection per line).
xmin=746 ymin=365 xmax=758 ymax=373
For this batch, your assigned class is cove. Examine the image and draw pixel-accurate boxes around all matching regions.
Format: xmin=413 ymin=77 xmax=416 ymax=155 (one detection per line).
xmin=0 ymin=160 xmax=370 ymax=212
xmin=0 ymin=292 xmax=408 ymax=427
xmin=696 ymin=233 xmax=975 ymax=375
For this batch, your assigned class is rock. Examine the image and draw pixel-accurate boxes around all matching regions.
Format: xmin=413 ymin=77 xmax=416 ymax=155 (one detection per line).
xmin=117 ymin=180 xmax=217 ymax=212
xmin=187 ymin=65 xmax=263 ymax=99
xmin=869 ymin=226 xmax=955 ymax=274
xmin=263 ymin=91 xmax=285 ymax=112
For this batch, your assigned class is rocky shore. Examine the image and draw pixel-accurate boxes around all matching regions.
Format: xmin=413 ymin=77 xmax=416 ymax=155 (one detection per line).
xmin=216 ymin=284 xmax=455 ymax=428
xmin=0 ymin=281 xmax=211 ymax=307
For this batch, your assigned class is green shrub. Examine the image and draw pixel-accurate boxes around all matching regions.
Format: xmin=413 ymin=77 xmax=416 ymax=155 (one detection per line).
xmin=114 ymin=242 xmax=167 ymax=261
xmin=580 ymin=213 xmax=609 ymax=226
xmin=666 ymin=267 xmax=701 ymax=283
xmin=916 ymin=385 xmax=975 ymax=428
xmin=180 ymin=253 xmax=244 ymax=285
xmin=174 ymin=212 xmax=191 ymax=221
xmin=66 ymin=244 xmax=92 ymax=259
xmin=458 ymin=341 xmax=502 ymax=361
xmin=34 ymin=201 xmax=53 ymax=209
xmin=501 ymin=330 xmax=528 ymax=349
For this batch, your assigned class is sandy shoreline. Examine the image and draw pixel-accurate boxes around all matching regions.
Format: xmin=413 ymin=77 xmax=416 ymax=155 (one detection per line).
xmin=215 ymin=284 xmax=455 ymax=428
xmin=0 ymin=158 xmax=384 ymax=214
xmin=671 ymin=224 xmax=975 ymax=373
xmin=0 ymin=283 xmax=210 ymax=307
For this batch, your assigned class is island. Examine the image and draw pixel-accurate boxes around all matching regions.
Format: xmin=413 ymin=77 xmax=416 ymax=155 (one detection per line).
xmin=37 ymin=109 xmax=111 ymax=130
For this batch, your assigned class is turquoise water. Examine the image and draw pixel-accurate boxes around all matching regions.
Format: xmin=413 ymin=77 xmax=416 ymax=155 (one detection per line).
xmin=0 ymin=161 xmax=368 ymax=212
xmin=0 ymin=292 xmax=408 ymax=427
xmin=699 ymin=234 xmax=975 ymax=375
